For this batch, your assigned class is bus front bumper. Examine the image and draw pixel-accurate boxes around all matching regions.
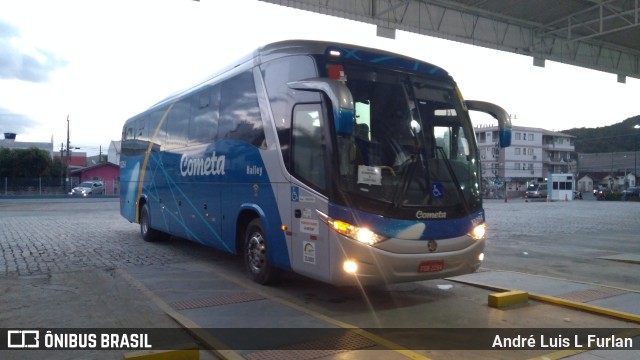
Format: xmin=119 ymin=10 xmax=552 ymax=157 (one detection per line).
xmin=329 ymin=234 xmax=485 ymax=286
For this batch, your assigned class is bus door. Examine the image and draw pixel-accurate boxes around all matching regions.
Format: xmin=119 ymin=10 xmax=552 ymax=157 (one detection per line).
xmin=288 ymin=104 xmax=331 ymax=281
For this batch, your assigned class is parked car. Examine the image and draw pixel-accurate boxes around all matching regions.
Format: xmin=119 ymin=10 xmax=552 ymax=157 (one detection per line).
xmin=69 ymin=181 xmax=104 ymax=196
xmin=525 ymin=183 xmax=547 ymax=198
xmin=621 ymin=187 xmax=640 ymax=201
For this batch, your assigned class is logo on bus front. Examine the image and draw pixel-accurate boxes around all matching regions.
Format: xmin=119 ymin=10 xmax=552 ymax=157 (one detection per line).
xmin=180 ymin=152 xmax=226 ymax=177
xmin=416 ymin=210 xmax=447 ymax=219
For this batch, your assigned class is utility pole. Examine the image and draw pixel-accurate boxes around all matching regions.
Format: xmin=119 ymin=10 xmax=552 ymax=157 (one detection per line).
xmin=60 ymin=143 xmax=64 ymax=187
xmin=634 ymin=124 xmax=640 ymax=185
xmin=66 ymin=115 xmax=70 ymax=192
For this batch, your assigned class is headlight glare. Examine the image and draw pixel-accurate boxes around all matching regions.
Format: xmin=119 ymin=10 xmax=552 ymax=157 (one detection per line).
xmin=328 ymin=219 xmax=387 ymax=246
xmin=356 ymin=228 xmax=374 ymax=244
xmin=469 ymin=224 xmax=486 ymax=240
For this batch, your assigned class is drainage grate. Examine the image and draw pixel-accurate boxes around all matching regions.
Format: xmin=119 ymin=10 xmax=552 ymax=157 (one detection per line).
xmin=171 ymin=292 xmax=265 ymax=310
xmin=556 ymin=286 xmax=629 ymax=303
xmin=244 ymin=331 xmax=377 ymax=360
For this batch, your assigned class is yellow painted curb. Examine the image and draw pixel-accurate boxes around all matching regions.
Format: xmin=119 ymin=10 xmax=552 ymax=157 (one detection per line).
xmin=528 ymin=293 xmax=640 ymax=324
xmin=488 ymin=290 xmax=529 ymax=308
xmin=450 ymin=273 xmax=640 ymax=324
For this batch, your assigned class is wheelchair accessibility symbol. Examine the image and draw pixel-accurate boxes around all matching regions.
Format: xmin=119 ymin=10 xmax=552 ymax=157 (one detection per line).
xmin=432 ymin=183 xmax=444 ymax=199
xmin=291 ymin=186 xmax=299 ymax=202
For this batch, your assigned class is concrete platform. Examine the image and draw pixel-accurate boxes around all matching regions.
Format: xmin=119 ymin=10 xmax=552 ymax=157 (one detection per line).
xmin=118 ymin=263 xmax=640 ymax=360
xmin=451 ymin=269 xmax=640 ymax=323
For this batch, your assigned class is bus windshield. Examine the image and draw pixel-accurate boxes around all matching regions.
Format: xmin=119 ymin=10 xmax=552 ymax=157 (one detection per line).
xmin=336 ymin=66 xmax=481 ymax=216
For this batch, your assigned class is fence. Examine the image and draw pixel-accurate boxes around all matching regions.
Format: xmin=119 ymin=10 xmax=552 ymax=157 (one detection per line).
xmin=1 ymin=177 xmax=119 ymax=196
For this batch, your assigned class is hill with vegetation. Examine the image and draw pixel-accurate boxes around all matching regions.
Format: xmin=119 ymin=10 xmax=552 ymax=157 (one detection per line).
xmin=561 ymin=115 xmax=640 ymax=153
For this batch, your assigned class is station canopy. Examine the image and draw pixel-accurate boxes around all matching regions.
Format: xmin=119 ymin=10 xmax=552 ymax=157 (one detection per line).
xmin=259 ymin=0 xmax=640 ymax=81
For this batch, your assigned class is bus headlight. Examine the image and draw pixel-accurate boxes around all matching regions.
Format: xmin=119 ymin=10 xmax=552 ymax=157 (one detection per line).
xmin=329 ymin=219 xmax=387 ymax=246
xmin=468 ymin=224 xmax=486 ymax=240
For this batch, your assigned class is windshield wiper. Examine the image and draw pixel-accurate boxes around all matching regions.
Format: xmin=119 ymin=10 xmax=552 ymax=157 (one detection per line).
xmin=389 ymin=154 xmax=418 ymax=209
xmin=435 ymin=146 xmax=470 ymax=215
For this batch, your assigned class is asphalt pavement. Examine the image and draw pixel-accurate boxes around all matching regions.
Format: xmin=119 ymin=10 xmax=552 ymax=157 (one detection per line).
xmin=0 ymin=197 xmax=638 ymax=360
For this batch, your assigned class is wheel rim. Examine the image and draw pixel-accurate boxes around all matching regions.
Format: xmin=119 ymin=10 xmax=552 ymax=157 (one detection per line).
xmin=246 ymin=232 xmax=266 ymax=274
xmin=141 ymin=211 xmax=148 ymax=236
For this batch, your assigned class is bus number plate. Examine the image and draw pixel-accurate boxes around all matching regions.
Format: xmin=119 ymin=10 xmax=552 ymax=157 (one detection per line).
xmin=418 ymin=260 xmax=444 ymax=273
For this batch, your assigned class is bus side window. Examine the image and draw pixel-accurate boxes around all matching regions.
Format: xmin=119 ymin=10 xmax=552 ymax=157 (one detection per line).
xmin=292 ymin=104 xmax=326 ymax=191
xmin=124 ymin=127 xmax=133 ymax=141
xmin=122 ymin=116 xmax=150 ymax=155
xmin=135 ymin=116 xmax=148 ymax=141
xmin=218 ymin=71 xmax=265 ymax=148
xmin=166 ymin=98 xmax=190 ymax=149
xmin=189 ymin=86 xmax=220 ymax=146
xmin=148 ymin=106 xmax=168 ymax=149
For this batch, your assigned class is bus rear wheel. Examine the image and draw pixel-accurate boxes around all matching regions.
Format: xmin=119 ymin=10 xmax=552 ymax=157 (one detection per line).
xmin=244 ymin=218 xmax=280 ymax=285
xmin=140 ymin=204 xmax=166 ymax=242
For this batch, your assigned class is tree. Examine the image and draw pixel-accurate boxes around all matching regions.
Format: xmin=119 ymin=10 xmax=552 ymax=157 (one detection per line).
xmin=0 ymin=148 xmax=18 ymax=178
xmin=0 ymin=147 xmax=56 ymax=178
xmin=563 ymin=115 xmax=640 ymax=153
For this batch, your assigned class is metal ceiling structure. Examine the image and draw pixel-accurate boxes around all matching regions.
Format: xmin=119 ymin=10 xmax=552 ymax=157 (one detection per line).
xmin=258 ymin=0 xmax=640 ymax=82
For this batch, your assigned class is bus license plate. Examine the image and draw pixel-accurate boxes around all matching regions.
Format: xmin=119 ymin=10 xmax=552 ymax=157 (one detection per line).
xmin=418 ymin=260 xmax=444 ymax=273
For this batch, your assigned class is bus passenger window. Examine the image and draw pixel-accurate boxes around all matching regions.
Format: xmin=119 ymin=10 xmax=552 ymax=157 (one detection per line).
xmin=219 ymin=71 xmax=265 ymax=148
xmin=148 ymin=106 xmax=168 ymax=149
xmin=189 ymin=86 xmax=219 ymax=145
xmin=292 ymin=105 xmax=325 ymax=191
xmin=166 ymin=99 xmax=190 ymax=149
xmin=124 ymin=127 xmax=133 ymax=141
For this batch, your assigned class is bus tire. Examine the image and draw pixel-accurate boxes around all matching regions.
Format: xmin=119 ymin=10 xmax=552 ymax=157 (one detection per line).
xmin=244 ymin=218 xmax=280 ymax=285
xmin=140 ymin=203 xmax=166 ymax=242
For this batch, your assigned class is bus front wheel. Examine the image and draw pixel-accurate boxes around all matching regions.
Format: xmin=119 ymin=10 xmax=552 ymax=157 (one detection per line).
xmin=244 ymin=218 xmax=280 ymax=285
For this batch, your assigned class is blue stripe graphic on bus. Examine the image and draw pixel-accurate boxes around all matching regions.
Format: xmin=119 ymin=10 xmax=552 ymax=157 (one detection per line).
xmin=325 ymin=46 xmax=448 ymax=77
xmin=121 ymin=140 xmax=290 ymax=271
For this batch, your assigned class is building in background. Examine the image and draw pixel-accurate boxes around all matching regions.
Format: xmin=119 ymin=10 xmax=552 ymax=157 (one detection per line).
xmin=70 ymin=163 xmax=120 ymax=195
xmin=0 ymin=133 xmax=54 ymax=157
xmin=108 ymin=140 xmax=121 ymax=165
xmin=474 ymin=125 xmax=576 ymax=197
xmin=52 ymin=151 xmax=87 ymax=168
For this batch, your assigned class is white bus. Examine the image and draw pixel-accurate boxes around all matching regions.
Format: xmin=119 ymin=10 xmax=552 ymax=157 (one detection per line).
xmin=120 ymin=40 xmax=511 ymax=285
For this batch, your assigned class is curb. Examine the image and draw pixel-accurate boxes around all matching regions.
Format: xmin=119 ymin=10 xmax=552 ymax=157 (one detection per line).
xmin=448 ymin=277 xmax=640 ymax=324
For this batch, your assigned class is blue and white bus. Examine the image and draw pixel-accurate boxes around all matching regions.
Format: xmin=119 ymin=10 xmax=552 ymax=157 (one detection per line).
xmin=120 ymin=40 xmax=511 ymax=286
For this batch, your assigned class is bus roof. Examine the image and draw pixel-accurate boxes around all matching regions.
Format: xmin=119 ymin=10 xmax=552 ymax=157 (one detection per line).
xmin=258 ymin=40 xmax=449 ymax=78
xmin=144 ymin=39 xmax=450 ymax=113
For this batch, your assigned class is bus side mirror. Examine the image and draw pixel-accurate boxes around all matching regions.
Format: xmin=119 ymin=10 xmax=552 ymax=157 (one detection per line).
xmin=465 ymin=100 xmax=512 ymax=148
xmin=288 ymin=78 xmax=355 ymax=136
xmin=498 ymin=128 xmax=512 ymax=148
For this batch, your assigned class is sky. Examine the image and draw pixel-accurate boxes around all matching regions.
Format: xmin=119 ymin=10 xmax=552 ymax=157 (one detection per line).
xmin=1 ymin=0 xmax=639 ymax=156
